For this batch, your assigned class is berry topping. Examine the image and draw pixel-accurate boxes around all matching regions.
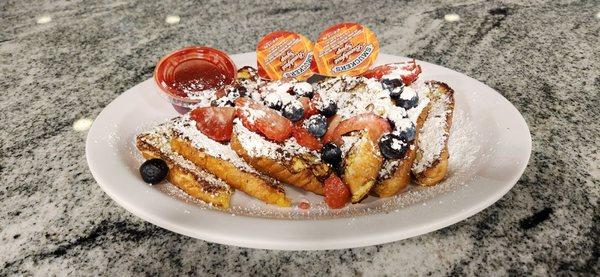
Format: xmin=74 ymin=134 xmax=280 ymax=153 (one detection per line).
xmin=282 ymin=101 xmax=305 ymax=122
xmin=292 ymin=122 xmax=323 ymax=151
xmin=140 ymin=158 xmax=169 ymax=184
xmin=322 ymin=115 xmax=343 ymax=144
xmin=264 ymin=95 xmax=283 ymax=110
xmin=331 ymin=162 xmax=344 ymax=176
xmin=362 ymin=60 xmax=422 ymax=85
xmin=190 ymin=106 xmax=236 ymax=142
xmin=323 ymin=174 xmax=350 ymax=209
xmin=396 ymin=89 xmax=419 ymax=109
xmin=381 ymin=78 xmax=404 ymax=99
xmin=299 ymin=96 xmax=319 ymax=119
xmin=395 ymin=121 xmax=416 ymax=142
xmin=293 ymin=82 xmax=314 ymax=98
xmin=304 ymin=114 xmax=328 ymax=138
xmin=319 ymin=100 xmax=338 ymax=118
xmin=325 ymin=113 xmax=392 ymax=145
xmin=321 ymin=142 xmax=342 ymax=165
xmin=378 ymin=133 xmax=408 ymax=159
xmin=235 ymin=98 xmax=293 ymax=142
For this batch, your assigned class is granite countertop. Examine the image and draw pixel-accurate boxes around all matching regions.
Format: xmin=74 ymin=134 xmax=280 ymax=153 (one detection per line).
xmin=1 ymin=0 xmax=598 ymax=275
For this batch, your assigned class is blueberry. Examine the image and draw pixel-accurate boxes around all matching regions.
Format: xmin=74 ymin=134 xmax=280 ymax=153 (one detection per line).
xmin=379 ymin=133 xmax=408 ymax=159
xmin=305 ymin=115 xmax=327 ymax=138
xmin=140 ymin=158 xmax=169 ymax=184
xmin=321 ymin=142 xmax=342 ymax=165
xmin=265 ymin=99 xmax=282 ymax=110
xmin=306 ymin=74 xmax=329 ymax=84
xmin=396 ymin=122 xmax=416 ymax=142
xmin=331 ymin=162 xmax=344 ymax=176
xmin=397 ymin=92 xmax=418 ymax=109
xmin=319 ymin=100 xmax=338 ymax=117
xmin=293 ymin=82 xmax=314 ymax=98
xmin=282 ymin=101 xmax=304 ymax=122
xmin=381 ymin=78 xmax=404 ymax=99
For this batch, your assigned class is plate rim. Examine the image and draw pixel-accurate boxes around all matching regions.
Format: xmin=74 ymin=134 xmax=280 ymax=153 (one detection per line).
xmin=86 ymin=52 xmax=532 ymax=250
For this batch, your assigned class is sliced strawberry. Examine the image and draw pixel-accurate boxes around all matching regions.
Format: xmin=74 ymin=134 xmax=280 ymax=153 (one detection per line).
xmin=189 ymin=107 xmax=235 ymax=142
xmin=362 ymin=60 xmax=422 ymax=85
xmin=292 ymin=121 xmax=323 ymax=151
xmin=322 ymin=115 xmax=343 ymax=145
xmin=234 ymin=97 xmax=293 ymax=142
xmin=299 ymin=96 xmax=319 ymax=119
xmin=362 ymin=65 xmax=390 ymax=80
xmin=323 ymin=174 xmax=350 ymax=209
xmin=325 ymin=113 xmax=391 ymax=145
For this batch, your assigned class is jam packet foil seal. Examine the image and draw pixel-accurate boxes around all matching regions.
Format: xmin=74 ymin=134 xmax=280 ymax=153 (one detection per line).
xmin=313 ymin=23 xmax=380 ymax=77
xmin=256 ymin=30 xmax=316 ymax=81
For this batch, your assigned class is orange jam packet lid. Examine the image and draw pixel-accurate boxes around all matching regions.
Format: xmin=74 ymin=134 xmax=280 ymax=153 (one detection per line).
xmin=256 ymin=30 xmax=316 ymax=81
xmin=313 ymin=23 xmax=379 ymax=76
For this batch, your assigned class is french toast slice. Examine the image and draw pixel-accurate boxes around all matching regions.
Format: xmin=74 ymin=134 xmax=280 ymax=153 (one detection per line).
xmin=167 ymin=116 xmax=291 ymax=207
xmin=372 ymin=102 xmax=431 ymax=197
xmin=314 ymin=77 xmax=393 ymax=202
xmin=412 ymin=81 xmax=455 ymax=186
xmin=136 ymin=124 xmax=232 ymax=208
xmin=230 ymin=120 xmax=326 ymax=195
xmin=342 ymin=131 xmax=383 ymax=203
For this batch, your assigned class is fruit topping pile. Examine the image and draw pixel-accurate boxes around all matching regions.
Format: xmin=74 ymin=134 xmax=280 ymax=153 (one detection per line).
xmin=182 ymin=61 xmax=423 ymax=209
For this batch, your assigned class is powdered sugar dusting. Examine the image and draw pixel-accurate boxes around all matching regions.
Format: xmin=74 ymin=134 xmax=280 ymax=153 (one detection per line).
xmin=222 ymin=108 xmax=479 ymax=220
xmin=137 ymin=122 xmax=230 ymax=190
xmin=172 ymin=116 xmax=259 ymax=174
xmin=412 ymin=89 xmax=452 ymax=173
xmin=233 ymin=119 xmax=318 ymax=161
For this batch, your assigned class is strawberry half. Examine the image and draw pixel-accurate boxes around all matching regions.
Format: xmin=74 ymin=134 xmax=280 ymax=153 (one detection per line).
xmin=322 ymin=115 xmax=343 ymax=145
xmin=323 ymin=174 xmax=350 ymax=209
xmin=292 ymin=121 xmax=323 ymax=151
xmin=362 ymin=59 xmax=422 ymax=85
xmin=234 ymin=97 xmax=293 ymax=143
xmin=299 ymin=96 xmax=319 ymax=120
xmin=324 ymin=113 xmax=391 ymax=145
xmin=189 ymin=106 xmax=235 ymax=142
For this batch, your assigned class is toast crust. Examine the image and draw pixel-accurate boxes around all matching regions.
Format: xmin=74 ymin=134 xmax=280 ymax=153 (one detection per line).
xmin=413 ymin=81 xmax=455 ymax=186
xmin=230 ymin=132 xmax=324 ymax=195
xmin=372 ymin=102 xmax=432 ymax=197
xmin=136 ymin=136 xmax=232 ymax=208
xmin=170 ymin=135 xmax=291 ymax=207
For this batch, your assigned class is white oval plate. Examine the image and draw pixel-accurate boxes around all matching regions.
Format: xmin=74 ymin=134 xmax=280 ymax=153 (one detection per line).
xmin=86 ymin=52 xmax=531 ymax=250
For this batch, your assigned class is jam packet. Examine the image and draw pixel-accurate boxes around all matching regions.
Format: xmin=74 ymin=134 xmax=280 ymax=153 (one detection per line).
xmin=256 ymin=30 xmax=316 ymax=81
xmin=313 ymin=23 xmax=379 ymax=76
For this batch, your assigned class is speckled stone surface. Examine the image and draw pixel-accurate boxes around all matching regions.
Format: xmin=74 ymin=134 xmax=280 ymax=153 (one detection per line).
xmin=1 ymin=0 xmax=598 ymax=275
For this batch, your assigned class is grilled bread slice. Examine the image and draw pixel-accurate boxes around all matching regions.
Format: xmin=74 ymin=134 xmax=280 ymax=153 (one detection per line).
xmin=342 ymin=131 xmax=383 ymax=203
xmin=412 ymin=81 xmax=455 ymax=186
xmin=136 ymin=125 xmax=232 ymax=208
xmin=230 ymin=121 xmax=326 ymax=195
xmin=168 ymin=124 xmax=292 ymax=207
xmin=372 ymin=102 xmax=431 ymax=197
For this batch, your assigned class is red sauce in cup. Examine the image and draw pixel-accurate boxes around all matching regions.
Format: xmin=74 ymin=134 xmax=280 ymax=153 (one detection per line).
xmin=154 ymin=46 xmax=236 ymax=111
